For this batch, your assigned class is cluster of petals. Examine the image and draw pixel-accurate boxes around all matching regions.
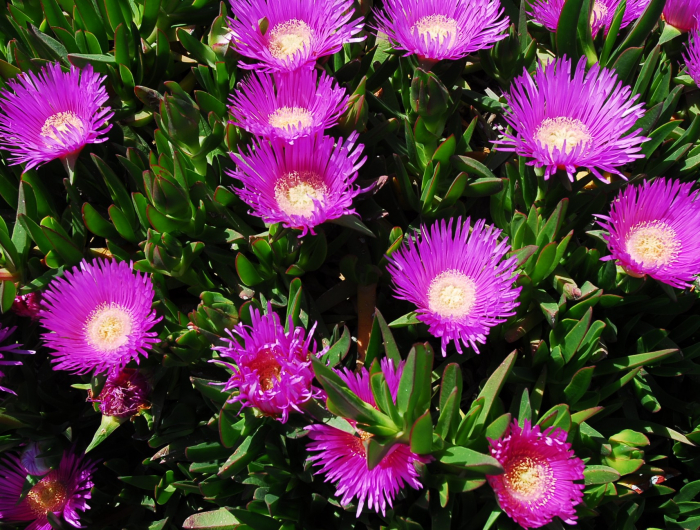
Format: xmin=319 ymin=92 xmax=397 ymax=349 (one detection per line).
xmin=215 ymin=304 xmax=325 ymax=423
xmin=529 ymin=0 xmax=650 ymax=37
xmin=683 ymin=29 xmax=700 ymax=85
xmin=0 ymin=448 xmax=96 ymax=530
xmin=386 ymin=217 xmax=521 ymax=356
xmin=597 ymin=177 xmax=700 ymax=289
xmin=0 ymin=62 xmax=112 ymax=171
xmin=486 ymin=420 xmax=585 ymax=529
xmin=306 ymin=359 xmax=428 ymax=516
xmin=228 ymin=132 xmax=365 ymax=236
xmin=373 ymin=0 xmax=509 ymax=63
xmin=40 ymin=259 xmax=161 ymax=375
xmin=0 ymin=325 xmax=34 ymax=395
xmin=228 ymin=0 xmax=364 ymax=72
xmin=497 ymin=56 xmax=647 ymax=181
xmin=663 ymin=0 xmax=700 ymax=32
xmin=229 ymin=68 xmax=348 ymax=142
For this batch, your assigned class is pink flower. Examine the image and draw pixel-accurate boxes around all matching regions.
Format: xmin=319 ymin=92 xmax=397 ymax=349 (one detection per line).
xmin=90 ymin=368 xmax=150 ymax=418
xmin=0 ymin=324 xmax=34 ymax=395
xmin=306 ymin=359 xmax=429 ymax=516
xmin=0 ymin=449 xmax=96 ymax=530
xmin=214 ymin=304 xmax=325 ymax=423
xmin=487 ymin=420 xmax=585 ymax=529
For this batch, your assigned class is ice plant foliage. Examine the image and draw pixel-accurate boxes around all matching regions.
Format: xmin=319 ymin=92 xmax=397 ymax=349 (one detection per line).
xmin=228 ymin=133 xmax=365 ymax=236
xmin=486 ymin=420 xmax=585 ymax=529
xmin=0 ymin=325 xmax=33 ymax=395
xmin=306 ymin=359 xmax=428 ymax=516
xmin=684 ymin=29 xmax=700 ymax=85
xmin=229 ymin=69 xmax=348 ymax=141
xmin=374 ymin=0 xmax=509 ymax=63
xmin=0 ymin=62 xmax=112 ymax=172
xmin=663 ymin=0 xmax=700 ymax=31
xmin=498 ymin=57 xmax=647 ymax=181
xmin=91 ymin=369 xmax=151 ymax=418
xmin=597 ymin=178 xmax=700 ymax=288
xmin=40 ymin=259 xmax=161 ymax=375
xmin=387 ymin=217 xmax=520 ymax=355
xmin=214 ymin=304 xmax=324 ymax=423
xmin=228 ymin=0 xmax=364 ymax=72
xmin=0 ymin=449 xmax=96 ymax=530
xmin=529 ymin=0 xmax=650 ymax=36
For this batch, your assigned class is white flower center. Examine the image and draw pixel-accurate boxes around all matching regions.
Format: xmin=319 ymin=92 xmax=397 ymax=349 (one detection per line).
xmin=427 ymin=271 xmax=477 ymax=319
xmin=412 ymin=15 xmax=458 ymax=47
xmin=503 ymin=455 xmax=554 ymax=502
xmin=535 ymin=117 xmax=592 ymax=154
xmin=269 ymin=107 xmax=314 ymax=130
xmin=85 ymin=303 xmax=133 ymax=352
xmin=26 ymin=476 xmax=68 ymax=515
xmin=41 ymin=111 xmax=83 ymax=141
xmin=590 ymin=1 xmax=609 ymax=25
xmin=274 ymin=171 xmax=327 ymax=218
xmin=268 ymin=20 xmax=313 ymax=60
xmin=625 ymin=221 xmax=680 ymax=268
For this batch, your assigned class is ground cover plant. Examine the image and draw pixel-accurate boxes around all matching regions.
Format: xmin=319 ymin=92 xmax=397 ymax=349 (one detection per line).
xmin=1 ymin=0 xmax=700 ymax=529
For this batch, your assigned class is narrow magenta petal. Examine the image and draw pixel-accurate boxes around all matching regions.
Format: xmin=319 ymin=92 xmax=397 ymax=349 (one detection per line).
xmin=530 ymin=0 xmax=650 ymax=36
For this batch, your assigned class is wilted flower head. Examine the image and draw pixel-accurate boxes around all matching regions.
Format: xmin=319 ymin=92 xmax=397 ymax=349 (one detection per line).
xmin=228 ymin=133 xmax=365 ymax=236
xmin=387 ymin=217 xmax=521 ymax=355
xmin=0 ymin=449 xmax=96 ymax=530
xmin=0 ymin=62 xmax=112 ymax=173
xmin=228 ymin=0 xmax=364 ymax=72
xmin=663 ymin=0 xmax=700 ymax=31
xmin=12 ymin=291 xmax=42 ymax=321
xmin=229 ymin=69 xmax=348 ymax=141
xmin=683 ymin=29 xmax=700 ymax=85
xmin=40 ymin=259 xmax=161 ymax=375
xmin=306 ymin=359 xmax=429 ymax=516
xmin=597 ymin=178 xmax=700 ymax=288
xmin=90 ymin=369 xmax=150 ymax=418
xmin=487 ymin=420 xmax=585 ymax=529
xmin=374 ymin=0 xmax=508 ymax=63
xmin=530 ymin=0 xmax=650 ymax=36
xmin=498 ymin=56 xmax=647 ymax=181
xmin=214 ymin=304 xmax=324 ymax=423
xmin=0 ymin=324 xmax=34 ymax=395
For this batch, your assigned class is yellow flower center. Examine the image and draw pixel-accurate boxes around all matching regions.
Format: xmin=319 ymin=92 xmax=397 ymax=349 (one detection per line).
xmin=590 ymin=1 xmax=609 ymax=25
xmin=503 ymin=456 xmax=555 ymax=502
xmin=269 ymin=107 xmax=314 ymax=130
xmin=247 ymin=350 xmax=282 ymax=391
xmin=412 ymin=15 xmax=458 ymax=46
xmin=535 ymin=117 xmax=592 ymax=154
xmin=625 ymin=221 xmax=680 ymax=268
xmin=427 ymin=271 xmax=477 ymax=319
xmin=274 ymin=171 xmax=327 ymax=218
xmin=268 ymin=20 xmax=313 ymax=60
xmin=85 ymin=303 xmax=133 ymax=352
xmin=41 ymin=111 xmax=83 ymax=141
xmin=26 ymin=476 xmax=68 ymax=516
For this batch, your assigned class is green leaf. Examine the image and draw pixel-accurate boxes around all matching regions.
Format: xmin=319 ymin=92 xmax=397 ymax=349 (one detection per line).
xmin=321 ymin=326 xmax=351 ymax=367
xmin=235 ymin=253 xmax=265 ymax=286
xmin=389 ymin=311 xmax=421 ymax=327
xmin=612 ymin=47 xmax=643 ymax=84
xmin=473 ymin=351 xmax=517 ymax=436
xmin=82 ymin=203 xmax=118 ymax=239
xmin=595 ymin=349 xmax=678 ymax=375
xmin=439 ymin=446 xmax=504 ymax=474
xmin=609 ymin=0 xmax=665 ymax=63
xmin=328 ymin=215 xmax=375 ymax=237
xmin=86 ymin=415 xmax=126 ymax=453
xmin=0 ymin=281 xmax=16 ymax=314
xmin=182 ymin=509 xmax=241 ymax=530
xmin=178 ymin=28 xmax=218 ymax=68
xmin=563 ymin=366 xmax=595 ymax=404
xmin=485 ymin=413 xmax=511 ymax=441
xmin=557 ymin=0 xmax=585 ymax=59
xmin=410 ymin=411 xmax=433 ymax=454
xmin=584 ymin=465 xmax=621 ymax=485
xmin=451 ymin=155 xmax=498 ymax=179
xmin=658 ymin=22 xmax=683 ymax=44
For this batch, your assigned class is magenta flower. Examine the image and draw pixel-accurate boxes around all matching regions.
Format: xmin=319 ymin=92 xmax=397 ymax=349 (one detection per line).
xmin=12 ymin=291 xmax=42 ymax=321
xmin=664 ymin=0 xmax=700 ymax=31
xmin=91 ymin=368 xmax=150 ymax=418
xmin=0 ymin=62 xmax=112 ymax=173
xmin=596 ymin=178 xmax=700 ymax=289
xmin=0 ymin=449 xmax=96 ymax=530
xmin=229 ymin=69 xmax=348 ymax=141
xmin=374 ymin=0 xmax=508 ymax=64
xmin=530 ymin=0 xmax=650 ymax=36
xmin=487 ymin=420 xmax=585 ymax=529
xmin=214 ymin=304 xmax=325 ymax=423
xmin=228 ymin=133 xmax=365 ymax=236
xmin=0 ymin=324 xmax=34 ymax=395
xmin=306 ymin=359 xmax=428 ymax=516
xmin=40 ymin=259 xmax=161 ymax=375
xmin=497 ymin=57 xmax=648 ymax=181
xmin=228 ymin=0 xmax=364 ymax=72
xmin=386 ymin=217 xmax=521 ymax=355
xmin=683 ymin=29 xmax=700 ymax=84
